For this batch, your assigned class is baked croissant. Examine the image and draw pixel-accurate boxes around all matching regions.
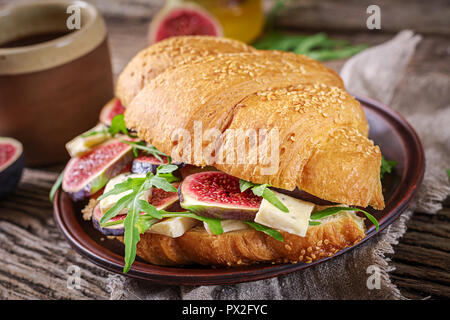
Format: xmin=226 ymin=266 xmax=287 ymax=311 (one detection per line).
xmin=83 ymin=36 xmax=386 ymax=268
xmin=121 ymin=42 xmax=384 ymax=210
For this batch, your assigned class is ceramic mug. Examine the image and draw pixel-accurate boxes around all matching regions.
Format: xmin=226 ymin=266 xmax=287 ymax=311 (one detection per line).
xmin=0 ymin=0 xmax=114 ymax=166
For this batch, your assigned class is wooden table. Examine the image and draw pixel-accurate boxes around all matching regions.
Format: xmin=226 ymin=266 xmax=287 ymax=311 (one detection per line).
xmin=0 ymin=0 xmax=449 ymax=300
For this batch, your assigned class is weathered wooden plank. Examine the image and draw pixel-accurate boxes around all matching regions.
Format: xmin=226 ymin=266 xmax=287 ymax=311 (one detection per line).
xmin=0 ymin=169 xmax=111 ymax=300
xmin=390 ymin=275 xmax=450 ymax=299
xmin=390 ymin=261 xmax=450 ymax=286
xmin=390 ymin=243 xmax=450 ymax=270
xmin=405 ymin=213 xmax=450 ymax=239
xmin=399 ymin=231 xmax=450 ymax=253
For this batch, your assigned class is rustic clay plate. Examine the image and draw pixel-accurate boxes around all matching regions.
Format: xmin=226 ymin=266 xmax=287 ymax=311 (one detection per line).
xmin=53 ymin=96 xmax=424 ymax=286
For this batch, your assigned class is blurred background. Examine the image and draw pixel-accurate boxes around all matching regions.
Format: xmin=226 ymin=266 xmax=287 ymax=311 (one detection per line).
xmin=2 ymin=0 xmax=447 ymax=80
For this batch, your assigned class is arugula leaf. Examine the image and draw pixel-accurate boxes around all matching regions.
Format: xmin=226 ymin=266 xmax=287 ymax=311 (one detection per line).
xmin=102 ymin=219 xmax=127 ymax=228
xmin=446 ymin=169 xmax=450 ymax=178
xmin=380 ymin=156 xmax=397 ymax=179
xmin=81 ymin=115 xmax=129 ymax=138
xmin=97 ymin=177 xmax=145 ymax=201
xmin=99 ymin=193 xmax=134 ymax=224
xmin=123 ymin=204 xmax=141 ymax=273
xmin=156 ymin=164 xmax=178 ymax=174
xmin=246 ymin=221 xmax=284 ymax=242
xmin=81 ymin=130 xmax=108 ymax=138
xmin=150 ymin=176 xmax=178 ymax=192
xmin=108 ymin=114 xmax=128 ymax=137
xmin=310 ymin=206 xmax=379 ymax=231
xmin=137 ymin=199 xmax=162 ymax=219
xmin=95 ymin=165 xmax=180 ymax=273
xmin=136 ymin=216 xmax=158 ymax=234
xmin=239 ymin=179 xmax=254 ymax=192
xmin=261 ymin=188 xmax=289 ymax=212
xmin=160 ymin=211 xmax=224 ymax=235
xmin=252 ymin=31 xmax=368 ymax=61
xmin=239 ymin=179 xmax=289 ymax=212
xmin=121 ymin=140 xmax=169 ymax=162
xmin=49 ymin=171 xmax=64 ymax=202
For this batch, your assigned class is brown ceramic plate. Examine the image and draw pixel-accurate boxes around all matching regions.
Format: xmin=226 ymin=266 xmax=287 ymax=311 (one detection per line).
xmin=53 ymin=96 xmax=424 ymax=286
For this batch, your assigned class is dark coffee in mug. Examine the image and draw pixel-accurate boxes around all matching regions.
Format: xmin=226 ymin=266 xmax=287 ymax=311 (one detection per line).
xmin=0 ymin=31 xmax=73 ymax=48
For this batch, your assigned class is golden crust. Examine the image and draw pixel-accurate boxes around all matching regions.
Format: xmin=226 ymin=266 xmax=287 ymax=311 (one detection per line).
xmin=115 ymin=211 xmax=365 ymax=266
xmin=123 ymin=45 xmax=384 ymax=209
xmin=116 ymin=36 xmax=255 ymax=106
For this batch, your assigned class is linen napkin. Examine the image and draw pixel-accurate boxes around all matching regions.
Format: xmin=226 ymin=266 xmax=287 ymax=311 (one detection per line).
xmin=107 ymin=31 xmax=450 ymax=300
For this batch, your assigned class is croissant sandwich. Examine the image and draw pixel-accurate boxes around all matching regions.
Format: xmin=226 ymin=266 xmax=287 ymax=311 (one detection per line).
xmin=61 ymin=36 xmax=385 ymax=272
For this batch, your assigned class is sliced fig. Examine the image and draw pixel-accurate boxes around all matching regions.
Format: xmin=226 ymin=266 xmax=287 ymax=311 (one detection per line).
xmin=151 ymin=182 xmax=180 ymax=210
xmin=93 ymin=182 xmax=181 ymax=236
xmin=0 ymin=137 xmax=24 ymax=199
xmin=62 ymin=139 xmax=134 ymax=201
xmin=99 ymin=98 xmax=125 ymax=126
xmin=148 ymin=2 xmax=223 ymax=44
xmin=131 ymin=155 xmax=169 ymax=175
xmin=65 ymin=123 xmax=110 ymax=157
xmin=92 ymin=204 xmax=126 ymax=236
xmin=179 ymin=171 xmax=262 ymax=220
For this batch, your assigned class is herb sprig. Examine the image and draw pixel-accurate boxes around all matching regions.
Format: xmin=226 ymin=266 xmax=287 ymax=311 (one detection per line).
xmin=82 ymin=114 xmax=130 ymax=138
xmin=49 ymin=171 xmax=64 ymax=202
xmin=380 ymin=156 xmax=397 ymax=179
xmin=254 ymin=0 xmax=367 ymax=61
xmin=121 ymin=140 xmax=170 ymax=162
xmin=309 ymin=206 xmax=379 ymax=231
xmin=239 ymin=179 xmax=289 ymax=212
xmin=98 ymin=164 xmax=179 ymax=273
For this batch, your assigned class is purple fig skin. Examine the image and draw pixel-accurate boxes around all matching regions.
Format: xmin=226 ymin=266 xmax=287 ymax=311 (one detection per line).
xmin=178 ymin=172 xmax=260 ymax=221
xmin=62 ymin=140 xmax=134 ymax=201
xmin=92 ymin=205 xmax=125 ymax=236
xmin=131 ymin=155 xmax=184 ymax=175
xmin=131 ymin=156 xmax=164 ymax=175
xmin=0 ymin=150 xmax=24 ymax=200
xmin=273 ymin=187 xmax=336 ymax=206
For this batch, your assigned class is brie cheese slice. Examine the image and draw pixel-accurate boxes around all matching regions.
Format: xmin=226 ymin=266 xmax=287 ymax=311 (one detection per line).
xmin=149 ymin=217 xmax=199 ymax=238
xmin=254 ymin=191 xmax=314 ymax=237
xmin=203 ymin=219 xmax=249 ymax=235
xmin=65 ymin=123 xmax=110 ymax=157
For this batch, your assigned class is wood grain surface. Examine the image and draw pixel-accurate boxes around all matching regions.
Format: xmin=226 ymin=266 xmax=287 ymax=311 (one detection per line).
xmin=0 ymin=0 xmax=449 ymax=300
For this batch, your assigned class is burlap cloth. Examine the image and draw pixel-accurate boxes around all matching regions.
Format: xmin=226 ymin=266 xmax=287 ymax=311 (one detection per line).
xmin=107 ymin=31 xmax=450 ymax=300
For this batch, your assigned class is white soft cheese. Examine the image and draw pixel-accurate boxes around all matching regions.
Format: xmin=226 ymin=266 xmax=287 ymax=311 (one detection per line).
xmin=203 ymin=219 xmax=249 ymax=235
xmin=254 ymin=191 xmax=314 ymax=237
xmin=148 ymin=217 xmax=199 ymax=238
xmin=99 ymin=173 xmax=149 ymax=214
xmin=65 ymin=123 xmax=110 ymax=157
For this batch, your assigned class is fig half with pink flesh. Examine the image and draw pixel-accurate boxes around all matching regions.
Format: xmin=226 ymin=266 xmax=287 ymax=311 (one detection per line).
xmin=62 ymin=139 xmax=134 ymax=201
xmin=99 ymin=98 xmax=125 ymax=126
xmin=178 ymin=171 xmax=262 ymax=221
xmin=92 ymin=183 xmax=180 ymax=236
xmin=0 ymin=137 xmax=24 ymax=199
xmin=148 ymin=2 xmax=222 ymax=44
